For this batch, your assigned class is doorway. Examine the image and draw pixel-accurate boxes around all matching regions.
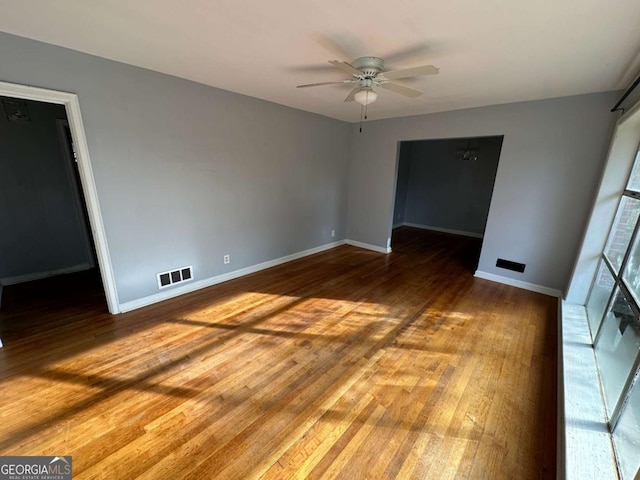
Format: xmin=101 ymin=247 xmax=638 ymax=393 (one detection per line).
xmin=0 ymin=81 xmax=118 ymax=314
xmin=391 ymin=136 xmax=503 ymax=271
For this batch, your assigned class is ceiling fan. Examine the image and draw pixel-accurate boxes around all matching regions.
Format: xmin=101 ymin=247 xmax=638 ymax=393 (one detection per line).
xmin=296 ymin=56 xmax=439 ymax=105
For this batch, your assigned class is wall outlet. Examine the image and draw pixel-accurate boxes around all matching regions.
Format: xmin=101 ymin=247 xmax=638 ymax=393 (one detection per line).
xmin=331 ymin=229 xmax=336 ymax=238
xmin=223 ymin=254 xmax=230 ymax=264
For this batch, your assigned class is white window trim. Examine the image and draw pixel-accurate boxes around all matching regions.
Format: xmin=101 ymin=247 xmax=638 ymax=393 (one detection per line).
xmin=559 ymin=302 xmax=619 ymax=479
xmin=562 ymin=98 xmax=640 ymax=479
xmin=567 ymin=101 xmax=640 ymax=305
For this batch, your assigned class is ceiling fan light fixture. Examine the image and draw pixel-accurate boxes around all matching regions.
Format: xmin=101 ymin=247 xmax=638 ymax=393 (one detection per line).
xmin=354 ymin=88 xmax=377 ymax=106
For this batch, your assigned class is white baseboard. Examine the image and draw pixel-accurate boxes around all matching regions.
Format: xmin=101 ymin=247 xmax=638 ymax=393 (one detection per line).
xmin=0 ymin=263 xmax=93 ymax=286
xmin=119 ymin=240 xmax=347 ymax=313
xmin=474 ymin=270 xmax=563 ymax=297
xmin=402 ymin=222 xmax=484 ymax=239
xmin=345 ymin=239 xmax=392 ymax=254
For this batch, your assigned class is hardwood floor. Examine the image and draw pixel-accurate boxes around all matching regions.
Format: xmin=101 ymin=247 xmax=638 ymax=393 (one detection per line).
xmin=0 ymin=227 xmax=557 ymax=479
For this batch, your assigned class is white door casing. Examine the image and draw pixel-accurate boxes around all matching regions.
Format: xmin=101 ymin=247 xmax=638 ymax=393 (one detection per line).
xmin=0 ymin=81 xmax=120 ymax=313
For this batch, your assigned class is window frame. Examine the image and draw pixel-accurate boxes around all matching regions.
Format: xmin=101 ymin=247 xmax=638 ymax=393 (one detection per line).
xmin=587 ymin=161 xmax=640 ymax=432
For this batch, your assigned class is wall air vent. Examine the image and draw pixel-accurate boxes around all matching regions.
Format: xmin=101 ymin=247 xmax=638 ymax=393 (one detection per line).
xmin=157 ymin=266 xmax=193 ymax=289
xmin=496 ymin=258 xmax=525 ymax=273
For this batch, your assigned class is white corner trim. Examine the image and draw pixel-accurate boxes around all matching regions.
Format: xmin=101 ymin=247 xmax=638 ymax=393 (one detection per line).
xmin=345 ymin=239 xmax=392 ymax=254
xmin=402 ymin=222 xmax=484 ymax=239
xmin=0 ymin=263 xmax=93 ymax=286
xmin=474 ymin=270 xmax=563 ymax=297
xmin=119 ymin=240 xmax=346 ymax=313
xmin=557 ymin=299 xmax=565 ymax=480
xmin=0 ymin=80 xmax=120 ymax=314
xmin=560 ymin=302 xmax=618 ymax=479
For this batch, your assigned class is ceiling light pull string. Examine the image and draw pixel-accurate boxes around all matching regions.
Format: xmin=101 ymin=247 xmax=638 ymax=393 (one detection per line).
xmin=364 ymin=95 xmax=369 ymax=120
xmin=358 ymin=90 xmax=371 ymax=133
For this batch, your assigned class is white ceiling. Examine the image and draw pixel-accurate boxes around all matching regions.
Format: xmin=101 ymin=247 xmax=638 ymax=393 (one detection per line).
xmin=1 ymin=0 xmax=640 ymax=122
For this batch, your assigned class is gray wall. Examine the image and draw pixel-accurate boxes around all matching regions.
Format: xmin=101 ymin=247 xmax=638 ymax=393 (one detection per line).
xmin=395 ymin=136 xmax=502 ymax=235
xmin=392 ymin=142 xmax=412 ymax=226
xmin=347 ymin=93 xmax=618 ymax=291
xmin=0 ymin=98 xmax=92 ymax=280
xmin=0 ymin=31 xmax=620 ymax=300
xmin=0 ymin=32 xmax=351 ymax=304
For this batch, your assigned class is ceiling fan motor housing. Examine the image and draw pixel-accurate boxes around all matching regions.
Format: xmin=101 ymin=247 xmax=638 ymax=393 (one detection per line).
xmin=351 ymin=56 xmax=385 ymax=77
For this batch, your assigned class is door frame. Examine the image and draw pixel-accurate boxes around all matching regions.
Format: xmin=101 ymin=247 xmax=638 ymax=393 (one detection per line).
xmin=0 ymin=81 xmax=120 ymax=313
xmin=56 ymin=118 xmax=97 ymax=271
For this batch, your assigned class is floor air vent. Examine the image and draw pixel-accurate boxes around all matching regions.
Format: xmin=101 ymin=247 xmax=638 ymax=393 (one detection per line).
xmin=157 ymin=266 xmax=193 ymax=289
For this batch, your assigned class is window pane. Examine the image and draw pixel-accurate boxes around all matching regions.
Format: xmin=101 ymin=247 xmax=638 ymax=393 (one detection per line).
xmin=594 ymin=288 xmax=640 ymax=414
xmin=604 ymin=196 xmax=640 ymax=273
xmin=613 ymin=380 xmax=640 ymax=480
xmin=626 ymin=150 xmax=640 ymax=192
xmin=623 ymin=231 xmax=640 ymax=303
xmin=586 ymin=260 xmax=615 ymax=339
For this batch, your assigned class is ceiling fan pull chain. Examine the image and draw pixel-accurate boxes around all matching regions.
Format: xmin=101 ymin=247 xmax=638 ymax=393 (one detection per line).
xmin=359 ymin=104 xmax=364 ymax=133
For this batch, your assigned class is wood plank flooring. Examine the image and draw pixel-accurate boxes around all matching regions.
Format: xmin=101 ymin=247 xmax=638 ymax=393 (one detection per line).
xmin=0 ymin=227 xmax=557 ymax=479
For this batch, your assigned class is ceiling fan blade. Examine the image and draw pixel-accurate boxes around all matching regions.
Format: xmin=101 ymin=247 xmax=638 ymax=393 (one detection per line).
xmin=329 ymin=60 xmax=363 ymax=76
xmin=344 ymin=87 xmax=361 ymax=102
xmin=296 ymin=80 xmax=355 ymax=88
xmin=287 ymin=64 xmax=338 ymax=74
xmin=383 ymin=43 xmax=431 ymax=65
xmin=381 ymin=65 xmax=439 ymax=80
xmin=379 ymin=82 xmax=423 ymax=98
xmin=314 ymin=34 xmax=360 ymax=61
